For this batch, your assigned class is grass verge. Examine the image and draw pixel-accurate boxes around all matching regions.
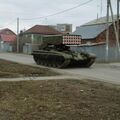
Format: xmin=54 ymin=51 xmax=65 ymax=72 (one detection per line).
xmin=0 ymin=59 xmax=59 ymax=78
xmin=0 ymin=79 xmax=119 ymax=120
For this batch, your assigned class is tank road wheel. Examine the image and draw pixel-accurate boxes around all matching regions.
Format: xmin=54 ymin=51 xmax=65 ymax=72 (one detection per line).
xmin=47 ymin=62 xmax=52 ymax=67
xmin=51 ymin=56 xmax=62 ymax=68
xmin=45 ymin=61 xmax=48 ymax=66
xmin=49 ymin=60 xmax=55 ymax=68
xmin=41 ymin=60 xmax=45 ymax=66
xmin=85 ymin=58 xmax=95 ymax=67
xmin=37 ymin=59 xmax=40 ymax=65
xmin=46 ymin=55 xmax=54 ymax=67
xmin=54 ymin=59 xmax=62 ymax=68
xmin=40 ymin=61 xmax=43 ymax=65
xmin=55 ymin=63 xmax=61 ymax=68
xmin=33 ymin=55 xmax=37 ymax=62
xmin=44 ymin=61 xmax=48 ymax=66
xmin=52 ymin=62 xmax=60 ymax=68
xmin=46 ymin=58 xmax=52 ymax=67
xmin=33 ymin=55 xmax=40 ymax=65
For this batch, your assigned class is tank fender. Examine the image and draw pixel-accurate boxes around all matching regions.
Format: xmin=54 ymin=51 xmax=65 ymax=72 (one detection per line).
xmin=81 ymin=52 xmax=96 ymax=58
xmin=73 ymin=53 xmax=83 ymax=60
xmin=61 ymin=53 xmax=73 ymax=59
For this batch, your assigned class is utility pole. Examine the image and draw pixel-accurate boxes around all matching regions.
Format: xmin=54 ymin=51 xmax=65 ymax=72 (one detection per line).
xmin=109 ymin=0 xmax=120 ymax=58
xmin=106 ymin=0 xmax=110 ymax=62
xmin=106 ymin=0 xmax=120 ymax=61
xmin=17 ymin=17 xmax=19 ymax=53
xmin=117 ymin=0 xmax=120 ymax=54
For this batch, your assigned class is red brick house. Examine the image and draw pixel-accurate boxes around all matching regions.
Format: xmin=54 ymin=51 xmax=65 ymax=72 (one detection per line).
xmin=73 ymin=15 xmax=119 ymax=47
xmin=0 ymin=28 xmax=16 ymax=52
xmin=18 ymin=25 xmax=62 ymax=53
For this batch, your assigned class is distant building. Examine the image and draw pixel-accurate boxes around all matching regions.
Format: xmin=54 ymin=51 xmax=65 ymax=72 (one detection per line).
xmin=51 ymin=24 xmax=72 ymax=34
xmin=18 ymin=25 xmax=62 ymax=54
xmin=72 ymin=15 xmax=120 ymax=62
xmin=0 ymin=28 xmax=16 ymax=52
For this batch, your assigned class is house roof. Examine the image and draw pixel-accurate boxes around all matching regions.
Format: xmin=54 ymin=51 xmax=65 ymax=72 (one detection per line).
xmin=24 ymin=25 xmax=62 ymax=35
xmin=0 ymin=28 xmax=16 ymax=42
xmin=73 ymin=23 xmax=112 ymax=39
xmin=0 ymin=28 xmax=16 ymax=35
xmin=73 ymin=15 xmax=119 ymax=39
xmin=0 ymin=34 xmax=16 ymax=42
xmin=83 ymin=15 xmax=118 ymax=26
xmin=72 ymin=15 xmax=118 ymax=39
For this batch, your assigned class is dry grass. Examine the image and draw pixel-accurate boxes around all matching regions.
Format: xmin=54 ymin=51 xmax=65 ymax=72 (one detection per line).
xmin=0 ymin=59 xmax=59 ymax=78
xmin=0 ymin=79 xmax=119 ymax=120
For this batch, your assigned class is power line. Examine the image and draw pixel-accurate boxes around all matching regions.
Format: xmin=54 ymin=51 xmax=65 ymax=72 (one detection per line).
xmin=0 ymin=18 xmax=16 ymax=29
xmin=21 ymin=0 xmax=94 ymax=21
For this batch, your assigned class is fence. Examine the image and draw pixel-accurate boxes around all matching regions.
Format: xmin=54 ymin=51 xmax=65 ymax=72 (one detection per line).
xmin=70 ymin=43 xmax=120 ymax=62
xmin=0 ymin=42 xmax=13 ymax=52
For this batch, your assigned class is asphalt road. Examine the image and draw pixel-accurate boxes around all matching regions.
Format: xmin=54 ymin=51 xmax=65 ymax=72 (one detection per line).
xmin=0 ymin=52 xmax=120 ymax=84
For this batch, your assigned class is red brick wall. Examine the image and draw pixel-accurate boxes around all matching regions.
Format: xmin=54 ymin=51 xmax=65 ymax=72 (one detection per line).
xmin=81 ymin=22 xmax=120 ymax=47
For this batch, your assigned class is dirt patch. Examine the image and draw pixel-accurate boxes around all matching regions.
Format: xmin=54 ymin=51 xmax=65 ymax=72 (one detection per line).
xmin=0 ymin=59 xmax=59 ymax=78
xmin=0 ymin=79 xmax=119 ymax=120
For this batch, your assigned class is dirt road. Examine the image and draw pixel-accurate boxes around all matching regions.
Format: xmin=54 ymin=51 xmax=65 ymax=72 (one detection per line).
xmin=0 ymin=52 xmax=120 ymax=84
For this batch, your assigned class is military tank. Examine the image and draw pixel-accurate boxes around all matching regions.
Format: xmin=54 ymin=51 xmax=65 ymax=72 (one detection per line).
xmin=32 ymin=35 xmax=96 ymax=68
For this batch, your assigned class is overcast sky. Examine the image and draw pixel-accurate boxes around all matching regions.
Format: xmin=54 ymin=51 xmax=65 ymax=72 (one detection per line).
xmin=0 ymin=0 xmax=117 ymax=33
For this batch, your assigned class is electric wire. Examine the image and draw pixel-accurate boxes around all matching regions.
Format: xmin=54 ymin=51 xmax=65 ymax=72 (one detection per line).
xmin=0 ymin=18 xmax=16 ymax=29
xmin=21 ymin=0 xmax=94 ymax=21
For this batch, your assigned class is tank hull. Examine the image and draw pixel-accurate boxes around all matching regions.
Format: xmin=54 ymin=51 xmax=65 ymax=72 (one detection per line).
xmin=32 ymin=50 xmax=96 ymax=68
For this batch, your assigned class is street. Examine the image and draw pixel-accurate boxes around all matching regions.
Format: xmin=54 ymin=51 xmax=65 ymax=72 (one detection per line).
xmin=0 ymin=52 xmax=120 ymax=84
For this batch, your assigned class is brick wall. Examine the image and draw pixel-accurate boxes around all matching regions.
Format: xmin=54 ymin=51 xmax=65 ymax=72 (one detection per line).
xmin=82 ymin=22 xmax=120 ymax=47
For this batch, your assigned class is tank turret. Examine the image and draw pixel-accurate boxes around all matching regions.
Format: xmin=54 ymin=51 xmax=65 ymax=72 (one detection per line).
xmin=32 ymin=35 xmax=96 ymax=68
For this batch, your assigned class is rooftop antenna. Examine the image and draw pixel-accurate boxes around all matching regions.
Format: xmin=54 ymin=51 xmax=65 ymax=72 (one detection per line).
xmin=100 ymin=0 xmax=103 ymax=17
xmin=96 ymin=0 xmax=99 ymax=20
xmin=97 ymin=13 xmax=99 ymax=20
xmin=17 ymin=17 xmax=19 ymax=53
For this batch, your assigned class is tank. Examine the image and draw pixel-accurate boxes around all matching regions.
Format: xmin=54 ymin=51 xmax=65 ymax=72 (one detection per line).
xmin=32 ymin=35 xmax=96 ymax=68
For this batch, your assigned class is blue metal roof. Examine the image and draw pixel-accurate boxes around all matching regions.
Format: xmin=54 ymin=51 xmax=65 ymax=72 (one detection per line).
xmin=73 ymin=23 xmax=112 ymax=39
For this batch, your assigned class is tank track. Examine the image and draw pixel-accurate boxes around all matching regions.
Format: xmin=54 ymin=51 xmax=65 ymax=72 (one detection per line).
xmin=33 ymin=53 xmax=71 ymax=68
xmin=68 ymin=57 xmax=95 ymax=68
xmin=33 ymin=54 xmax=95 ymax=68
xmin=84 ymin=58 xmax=96 ymax=67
